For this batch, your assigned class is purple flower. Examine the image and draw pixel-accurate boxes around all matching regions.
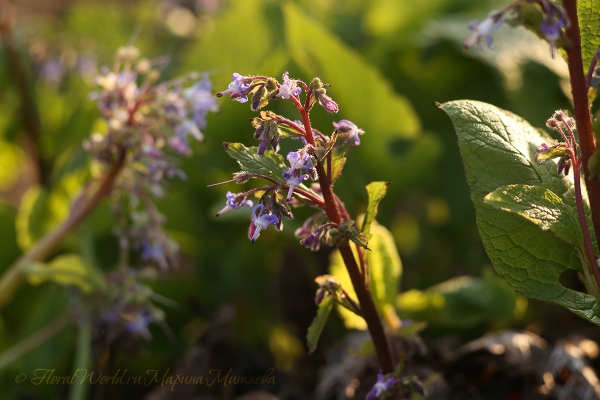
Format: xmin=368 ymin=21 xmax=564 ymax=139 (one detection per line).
xmin=169 ymin=131 xmax=192 ymax=155
xmin=295 ymin=211 xmax=326 ymax=238
xmin=557 ymin=157 xmax=572 ymax=175
xmin=39 ymin=57 xmax=65 ymax=86
xmin=216 ymin=191 xmax=254 ymax=216
xmin=185 ymin=74 xmax=219 ymax=129
xmin=539 ymin=1 xmax=569 ymax=57
xmin=536 ymin=143 xmax=550 ymax=154
xmin=171 ymin=119 xmax=204 ymax=155
xmin=463 ymin=11 xmax=504 ymax=51
xmin=282 ymin=151 xmax=314 ymax=200
xmin=300 ymin=232 xmax=321 ymax=251
xmin=276 ymin=72 xmax=302 ymax=99
xmin=126 ymin=309 xmax=154 ymax=341
xmin=333 ymin=119 xmax=365 ymax=146
xmin=139 ymin=240 xmax=166 ymax=267
xmin=216 ymin=72 xmax=251 ymax=103
xmin=540 ymin=21 xmax=563 ymax=51
xmin=535 ymin=141 xmax=572 ymax=175
xmin=248 ymin=205 xmax=279 ymax=243
xmin=316 ymin=91 xmax=339 ymax=113
xmin=366 ymin=371 xmax=401 ymax=400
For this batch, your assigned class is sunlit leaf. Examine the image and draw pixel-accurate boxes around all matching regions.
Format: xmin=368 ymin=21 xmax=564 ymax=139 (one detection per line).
xmin=578 ymin=0 xmax=600 ymax=71
xmin=441 ymin=100 xmax=600 ymax=325
xmin=16 ymin=169 xmax=89 ymax=250
xmin=0 ymin=140 xmax=24 ymax=191
xmin=397 ymin=269 xmax=526 ymax=329
xmin=329 ymin=220 xmax=401 ymax=329
xmin=306 ymin=296 xmax=334 ymax=354
xmin=484 ymin=184 xmax=583 ymax=250
xmin=24 ymin=254 xmax=104 ymax=293
xmin=361 ymin=181 xmax=390 ymax=239
xmin=223 ymin=142 xmax=287 ymax=183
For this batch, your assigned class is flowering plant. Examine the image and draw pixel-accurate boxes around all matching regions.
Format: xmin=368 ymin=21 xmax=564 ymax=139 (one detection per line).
xmin=213 ymin=71 xmax=423 ymax=397
xmin=0 ymin=43 xmax=217 ymax=375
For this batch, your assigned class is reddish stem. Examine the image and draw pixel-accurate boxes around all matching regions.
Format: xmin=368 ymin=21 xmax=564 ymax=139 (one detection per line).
xmin=573 ymin=158 xmax=600 ymax=289
xmin=564 ymin=0 xmax=600 ymax=245
xmin=294 ymin=96 xmax=395 ymax=374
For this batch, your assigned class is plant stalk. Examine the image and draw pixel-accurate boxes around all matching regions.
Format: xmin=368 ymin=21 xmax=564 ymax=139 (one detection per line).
xmin=564 ymin=0 xmax=600 ymax=246
xmin=0 ymin=149 xmax=126 ymax=309
xmin=294 ymin=97 xmax=395 ymax=374
xmin=573 ymin=160 xmax=600 ymax=291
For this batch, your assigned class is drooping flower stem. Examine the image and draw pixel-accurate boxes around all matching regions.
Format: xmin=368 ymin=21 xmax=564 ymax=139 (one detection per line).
xmin=0 ymin=147 xmax=126 ymax=309
xmin=573 ymin=158 xmax=600 ymax=295
xmin=292 ymin=97 xmax=395 ymax=374
xmin=563 ymin=0 xmax=600 ymax=244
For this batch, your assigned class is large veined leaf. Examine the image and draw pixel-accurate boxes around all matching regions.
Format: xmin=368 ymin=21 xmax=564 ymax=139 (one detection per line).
xmin=484 ymin=184 xmax=583 ymax=249
xmin=578 ymin=0 xmax=600 ymax=70
xmin=440 ymin=100 xmax=600 ymax=325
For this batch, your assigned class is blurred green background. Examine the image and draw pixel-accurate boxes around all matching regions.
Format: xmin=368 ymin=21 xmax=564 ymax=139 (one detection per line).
xmin=0 ymin=0 xmax=582 ymax=398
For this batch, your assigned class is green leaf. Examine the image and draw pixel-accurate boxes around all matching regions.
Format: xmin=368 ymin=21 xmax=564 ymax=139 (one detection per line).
xmin=578 ymin=0 xmax=600 ymax=71
xmin=223 ymin=142 xmax=287 ymax=183
xmin=484 ymin=184 xmax=583 ymax=250
xmin=306 ymin=296 xmax=334 ymax=354
xmin=329 ymin=220 xmax=402 ymax=329
xmin=396 ymin=268 xmax=526 ymax=329
xmin=0 ymin=139 xmax=25 ymax=191
xmin=16 ymin=169 xmax=89 ymax=250
xmin=361 ymin=182 xmax=391 ymax=239
xmin=23 ymin=254 xmax=104 ymax=294
xmin=282 ymin=3 xmax=438 ymax=187
xmin=440 ymin=100 xmax=600 ymax=325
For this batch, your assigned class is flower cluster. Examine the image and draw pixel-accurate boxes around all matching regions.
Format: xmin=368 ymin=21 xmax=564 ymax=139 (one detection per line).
xmin=463 ymin=10 xmax=504 ymax=51
xmin=333 ymin=119 xmax=365 ymax=146
xmin=85 ymin=45 xmax=218 ymax=270
xmin=85 ymin=269 xmax=169 ymax=358
xmin=213 ymin=72 xmax=367 ymax=248
xmin=282 ymin=148 xmax=317 ymax=200
xmin=536 ymin=110 xmax=577 ymax=176
xmin=463 ymin=0 xmax=570 ymax=56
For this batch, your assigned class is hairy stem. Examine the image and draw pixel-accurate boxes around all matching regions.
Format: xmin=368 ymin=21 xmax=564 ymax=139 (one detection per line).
xmin=338 ymin=245 xmax=395 ymax=373
xmin=0 ymin=148 xmax=126 ymax=309
xmin=573 ymin=160 xmax=600 ymax=291
xmin=295 ymin=99 xmax=394 ymax=374
xmin=564 ymin=0 xmax=600 ymax=245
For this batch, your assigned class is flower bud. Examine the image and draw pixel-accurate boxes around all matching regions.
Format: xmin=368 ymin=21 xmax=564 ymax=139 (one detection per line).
xmin=251 ymin=85 xmax=267 ymax=111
